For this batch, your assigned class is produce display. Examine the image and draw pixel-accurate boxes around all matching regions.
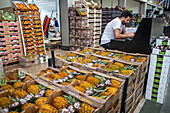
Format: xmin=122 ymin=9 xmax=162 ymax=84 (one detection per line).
xmin=37 ymin=90 xmax=97 ymax=113
xmin=0 ymin=69 xmax=33 ymax=93
xmin=0 ymin=21 xmax=22 ymax=64
xmin=57 ymin=52 xmax=85 ymax=63
xmin=77 ymin=56 xmax=109 ymax=68
xmin=20 ymin=15 xmax=45 ymax=56
xmin=73 ymin=74 xmax=120 ymax=100
xmin=95 ymin=50 xmax=147 ymax=63
xmin=76 ymin=47 xmax=103 ymax=55
xmin=27 ymin=4 xmax=39 ymax=11
xmin=38 ymin=66 xmax=88 ymax=86
xmin=0 ymin=79 xmax=55 ymax=113
xmin=102 ymin=61 xmax=137 ymax=75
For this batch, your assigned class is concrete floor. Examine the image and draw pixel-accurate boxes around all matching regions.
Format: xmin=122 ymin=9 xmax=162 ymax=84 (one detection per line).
xmin=3 ymin=49 xmax=170 ymax=113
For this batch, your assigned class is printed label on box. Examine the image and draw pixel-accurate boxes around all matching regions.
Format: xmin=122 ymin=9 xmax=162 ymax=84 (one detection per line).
xmin=165 ymin=50 xmax=170 ymax=56
xmin=156 ymin=39 xmax=162 ymax=46
xmin=152 ymin=48 xmax=159 ymax=54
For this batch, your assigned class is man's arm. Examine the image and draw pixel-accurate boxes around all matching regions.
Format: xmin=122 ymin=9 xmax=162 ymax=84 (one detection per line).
xmin=114 ymin=29 xmax=134 ymax=39
xmin=122 ymin=28 xmax=135 ymax=35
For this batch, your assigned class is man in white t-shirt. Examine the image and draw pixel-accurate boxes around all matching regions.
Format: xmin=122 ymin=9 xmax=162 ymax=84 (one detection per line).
xmin=100 ymin=10 xmax=135 ymax=49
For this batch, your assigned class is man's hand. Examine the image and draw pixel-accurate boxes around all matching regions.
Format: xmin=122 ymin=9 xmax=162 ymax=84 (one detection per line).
xmin=129 ymin=34 xmax=134 ymax=38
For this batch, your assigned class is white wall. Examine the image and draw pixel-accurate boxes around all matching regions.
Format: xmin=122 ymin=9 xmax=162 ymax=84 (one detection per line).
xmin=0 ymin=0 xmax=10 ymax=8
xmin=147 ymin=4 xmax=153 ymax=9
xmin=126 ymin=0 xmax=140 ymax=13
xmin=102 ymin=0 xmax=118 ymax=8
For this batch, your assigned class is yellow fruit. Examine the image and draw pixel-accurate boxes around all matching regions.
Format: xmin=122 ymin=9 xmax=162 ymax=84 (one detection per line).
xmin=60 ymin=82 xmax=70 ymax=85
xmin=74 ymin=86 xmax=86 ymax=93
xmin=1 ymin=84 xmax=15 ymax=93
xmin=76 ymin=75 xmax=85 ymax=81
xmin=99 ymin=92 xmax=110 ymax=97
xmin=40 ymin=72 xmax=46 ymax=75
xmin=38 ymin=104 xmax=58 ymax=113
xmin=70 ymin=58 xmax=77 ymax=62
xmin=126 ymin=55 xmax=135 ymax=59
xmin=68 ymin=53 xmax=77 ymax=57
xmin=22 ymin=103 xmax=34 ymax=110
xmin=51 ymin=74 xmax=61 ymax=80
xmin=107 ymin=87 xmax=118 ymax=96
xmin=14 ymin=89 xmax=28 ymax=99
xmin=45 ymin=90 xmax=53 ymax=97
xmin=121 ymin=57 xmax=131 ymax=61
xmin=93 ymin=63 xmax=100 ymax=67
xmin=136 ymin=57 xmax=147 ymax=62
xmin=120 ymin=70 xmax=133 ymax=75
xmin=10 ymin=73 xmax=18 ymax=80
xmin=90 ymin=56 xmax=97 ymax=60
xmin=53 ymin=96 xmax=69 ymax=109
xmin=45 ymin=77 xmax=53 ymax=81
xmin=35 ymin=97 xmax=48 ymax=107
xmin=111 ymin=79 xmax=121 ymax=88
xmin=78 ymin=57 xmax=83 ymax=61
xmin=111 ymin=56 xmax=117 ymax=58
xmin=58 ymin=72 xmax=68 ymax=78
xmin=27 ymin=85 xmax=40 ymax=95
xmin=4 ymin=77 xmax=11 ymax=82
xmin=0 ymin=97 xmax=13 ymax=108
xmin=46 ymin=69 xmax=53 ymax=73
xmin=13 ymin=81 xmax=23 ymax=89
xmin=114 ymin=62 xmax=125 ymax=68
xmin=83 ymin=59 xmax=92 ymax=64
xmin=79 ymin=81 xmax=94 ymax=89
xmin=87 ymin=76 xmax=100 ymax=85
xmin=108 ymin=65 xmax=120 ymax=70
xmin=79 ymin=103 xmax=95 ymax=113
xmin=23 ymin=76 xmax=32 ymax=82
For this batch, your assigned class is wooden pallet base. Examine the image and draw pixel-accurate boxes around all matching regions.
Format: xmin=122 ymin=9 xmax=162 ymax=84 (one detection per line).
xmin=130 ymin=94 xmax=142 ymax=113
xmin=3 ymin=61 xmax=19 ymax=67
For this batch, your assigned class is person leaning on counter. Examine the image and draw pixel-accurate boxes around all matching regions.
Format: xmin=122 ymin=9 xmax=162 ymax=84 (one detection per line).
xmin=100 ymin=10 xmax=135 ymax=49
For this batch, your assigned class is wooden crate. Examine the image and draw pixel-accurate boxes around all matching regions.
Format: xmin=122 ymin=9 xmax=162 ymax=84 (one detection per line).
xmin=55 ymin=51 xmax=86 ymax=67
xmin=94 ymin=49 xmax=149 ymax=80
xmin=123 ymin=78 xmax=145 ymax=113
xmin=65 ymin=71 xmax=125 ymax=113
xmin=39 ymin=65 xmax=91 ymax=89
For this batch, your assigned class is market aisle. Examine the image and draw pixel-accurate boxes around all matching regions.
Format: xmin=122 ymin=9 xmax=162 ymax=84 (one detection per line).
xmin=4 ymin=49 xmax=66 ymax=74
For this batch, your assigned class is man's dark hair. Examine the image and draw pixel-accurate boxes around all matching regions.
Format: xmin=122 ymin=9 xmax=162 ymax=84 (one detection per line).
xmin=53 ymin=17 xmax=56 ymax=20
xmin=120 ymin=10 xmax=132 ymax=18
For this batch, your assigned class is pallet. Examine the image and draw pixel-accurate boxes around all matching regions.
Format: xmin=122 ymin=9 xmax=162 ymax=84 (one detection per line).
xmin=3 ymin=60 xmax=19 ymax=67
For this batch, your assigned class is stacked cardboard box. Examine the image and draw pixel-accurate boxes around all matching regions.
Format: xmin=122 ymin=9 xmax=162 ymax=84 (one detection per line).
xmin=146 ymin=38 xmax=170 ymax=104
xmin=0 ymin=21 xmax=22 ymax=65
xmin=69 ymin=7 xmax=93 ymax=51
xmin=75 ymin=1 xmax=102 ymax=47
